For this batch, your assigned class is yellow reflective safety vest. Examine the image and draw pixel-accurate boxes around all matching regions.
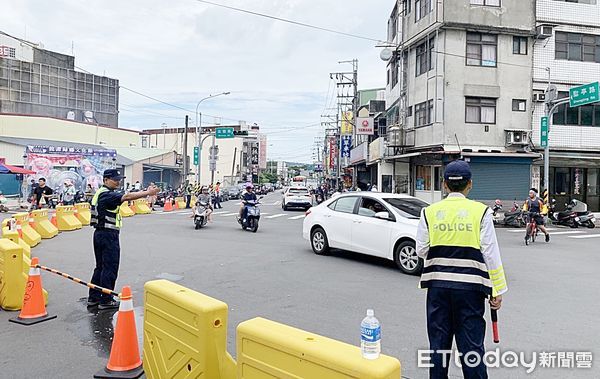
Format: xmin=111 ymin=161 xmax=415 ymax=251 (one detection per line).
xmin=421 ymin=197 xmax=494 ymax=295
xmin=90 ymin=186 xmax=122 ymax=231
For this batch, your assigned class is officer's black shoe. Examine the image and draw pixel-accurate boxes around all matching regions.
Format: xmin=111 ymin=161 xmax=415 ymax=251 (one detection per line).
xmin=87 ymin=299 xmax=100 ymax=307
xmin=545 ymin=233 xmax=550 ymax=242
xmin=98 ymin=300 xmax=120 ymax=310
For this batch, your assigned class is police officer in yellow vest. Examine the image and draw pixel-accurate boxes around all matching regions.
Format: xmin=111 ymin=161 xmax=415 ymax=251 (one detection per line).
xmin=416 ymin=160 xmax=507 ymax=378
xmin=87 ymin=169 xmax=159 ymax=309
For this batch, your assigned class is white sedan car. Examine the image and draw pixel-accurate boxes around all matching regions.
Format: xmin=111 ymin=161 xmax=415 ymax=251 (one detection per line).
xmin=283 ymin=186 xmax=313 ymax=211
xmin=302 ymin=192 xmax=427 ymax=275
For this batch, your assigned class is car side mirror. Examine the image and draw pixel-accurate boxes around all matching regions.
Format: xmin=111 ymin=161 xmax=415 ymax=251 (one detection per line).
xmin=374 ymin=211 xmax=391 ymax=220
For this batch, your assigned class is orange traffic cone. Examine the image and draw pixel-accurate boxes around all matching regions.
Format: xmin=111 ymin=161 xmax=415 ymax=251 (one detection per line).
xmin=50 ymin=213 xmax=57 ymax=227
xmin=94 ymin=286 xmax=143 ymax=379
xmin=16 ymin=220 xmax=23 ymax=238
xmin=174 ymin=199 xmax=179 ymax=209
xmin=9 ymin=257 xmax=57 ymax=326
xmin=28 ymin=213 xmax=35 ymax=228
xmin=164 ymin=199 xmax=173 ymax=212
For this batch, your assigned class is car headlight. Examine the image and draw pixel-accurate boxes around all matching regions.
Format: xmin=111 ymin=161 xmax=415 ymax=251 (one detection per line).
xmin=575 ymin=217 xmax=580 ymax=222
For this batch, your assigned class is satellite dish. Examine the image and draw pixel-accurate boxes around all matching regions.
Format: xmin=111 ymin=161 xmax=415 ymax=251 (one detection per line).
xmin=380 ymin=48 xmax=393 ymax=62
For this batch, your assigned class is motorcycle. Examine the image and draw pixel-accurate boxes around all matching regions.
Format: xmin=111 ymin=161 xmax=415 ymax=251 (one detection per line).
xmin=548 ymin=199 xmax=579 ymax=228
xmin=499 ymin=201 xmax=526 ymax=227
xmin=491 ymin=199 xmax=503 ymax=225
xmin=551 ymin=199 xmax=596 ymax=228
xmin=237 ymin=197 xmax=263 ymax=232
xmin=193 ymin=201 xmax=210 ymax=229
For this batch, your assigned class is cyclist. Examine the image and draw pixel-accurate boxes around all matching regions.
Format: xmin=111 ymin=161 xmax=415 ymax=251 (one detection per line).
xmin=523 ymin=188 xmax=550 ymax=242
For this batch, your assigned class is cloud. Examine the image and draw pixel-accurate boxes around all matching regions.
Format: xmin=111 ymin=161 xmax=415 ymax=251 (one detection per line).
xmin=1 ymin=0 xmax=391 ymax=162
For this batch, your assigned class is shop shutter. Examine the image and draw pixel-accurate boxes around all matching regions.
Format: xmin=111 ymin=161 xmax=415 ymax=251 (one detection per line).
xmin=469 ymin=161 xmax=531 ymax=201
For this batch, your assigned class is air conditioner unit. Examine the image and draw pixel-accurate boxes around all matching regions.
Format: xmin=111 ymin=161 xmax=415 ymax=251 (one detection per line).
xmin=506 ymin=131 xmax=529 ymax=146
xmin=536 ymin=25 xmax=553 ymax=39
xmin=533 ymin=93 xmax=546 ymax=102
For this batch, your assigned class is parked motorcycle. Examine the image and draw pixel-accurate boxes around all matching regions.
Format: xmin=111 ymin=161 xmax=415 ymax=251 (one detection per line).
xmin=237 ymin=197 xmax=263 ymax=232
xmin=548 ymin=199 xmax=579 ymax=228
xmin=491 ymin=199 xmax=503 ymax=225
xmin=552 ymin=199 xmax=596 ymax=228
xmin=193 ymin=201 xmax=210 ymax=229
xmin=498 ymin=201 xmax=526 ymax=227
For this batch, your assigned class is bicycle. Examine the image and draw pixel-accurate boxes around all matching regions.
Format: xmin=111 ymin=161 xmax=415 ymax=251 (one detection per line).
xmin=524 ymin=212 xmax=539 ymax=245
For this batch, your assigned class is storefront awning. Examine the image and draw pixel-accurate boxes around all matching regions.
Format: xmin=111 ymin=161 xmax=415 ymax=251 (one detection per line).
xmin=384 ymin=152 xmax=422 ymax=161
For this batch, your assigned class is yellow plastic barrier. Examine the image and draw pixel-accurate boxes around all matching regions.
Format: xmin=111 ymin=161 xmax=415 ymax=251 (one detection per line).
xmin=31 ymin=209 xmax=58 ymax=239
xmin=143 ymin=280 xmax=236 ymax=379
xmin=74 ymin=202 xmax=91 ymax=225
xmin=13 ymin=212 xmax=41 ymax=247
xmin=133 ymin=199 xmax=152 ymax=214
xmin=175 ymin=197 xmax=186 ymax=209
xmin=56 ymin=205 xmax=83 ymax=231
xmin=2 ymin=228 xmax=31 ymax=259
xmin=237 ymin=317 xmax=401 ymax=378
xmin=120 ymin=201 xmax=135 ymax=217
xmin=0 ymin=238 xmax=48 ymax=310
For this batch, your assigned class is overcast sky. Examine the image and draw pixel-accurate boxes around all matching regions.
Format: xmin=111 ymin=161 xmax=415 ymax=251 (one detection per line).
xmin=3 ymin=0 xmax=392 ymax=163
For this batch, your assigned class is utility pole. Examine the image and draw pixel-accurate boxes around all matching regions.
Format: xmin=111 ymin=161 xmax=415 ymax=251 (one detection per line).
xmin=183 ymin=115 xmax=189 ymax=185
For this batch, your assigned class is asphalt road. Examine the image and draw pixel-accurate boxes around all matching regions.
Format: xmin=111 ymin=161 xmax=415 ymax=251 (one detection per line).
xmin=1 ymin=193 xmax=599 ymax=378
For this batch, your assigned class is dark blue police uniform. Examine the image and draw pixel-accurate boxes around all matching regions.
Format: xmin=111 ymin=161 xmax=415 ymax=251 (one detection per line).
xmin=88 ymin=177 xmax=124 ymax=306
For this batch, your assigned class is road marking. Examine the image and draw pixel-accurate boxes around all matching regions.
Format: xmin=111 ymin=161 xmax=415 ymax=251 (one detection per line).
xmin=220 ymin=212 xmax=239 ymax=216
xmin=547 ymin=231 xmax=585 ymax=235
xmin=568 ymin=234 xmax=600 ymax=239
xmin=288 ymin=215 xmax=305 ymax=220
xmin=266 ymin=214 xmax=287 ymax=219
xmin=212 ymin=211 xmax=229 ymax=215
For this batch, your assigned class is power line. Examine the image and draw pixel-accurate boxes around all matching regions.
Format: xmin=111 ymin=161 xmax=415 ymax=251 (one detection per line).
xmin=194 ymin=0 xmax=384 ymax=43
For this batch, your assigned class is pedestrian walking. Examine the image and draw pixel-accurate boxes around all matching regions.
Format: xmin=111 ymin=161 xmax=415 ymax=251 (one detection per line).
xmin=61 ymin=181 xmax=76 ymax=205
xmin=213 ymin=181 xmax=222 ymax=209
xmin=184 ymin=181 xmax=192 ymax=209
xmin=32 ymin=178 xmax=53 ymax=209
xmin=416 ymin=160 xmax=507 ymax=378
xmin=87 ymin=169 xmax=159 ymax=309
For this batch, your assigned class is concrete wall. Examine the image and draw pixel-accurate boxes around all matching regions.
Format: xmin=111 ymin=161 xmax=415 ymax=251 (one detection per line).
xmin=0 ymin=141 xmax=27 ymax=165
xmin=443 ymin=0 xmax=535 ymax=32
xmin=0 ymin=114 xmax=139 ymax=147
xmin=442 ymin=29 xmax=532 ymax=150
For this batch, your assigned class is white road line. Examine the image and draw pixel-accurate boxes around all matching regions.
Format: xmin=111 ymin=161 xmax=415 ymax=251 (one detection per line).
xmin=568 ymin=234 xmax=600 ymax=239
xmin=266 ymin=214 xmax=287 ymax=219
xmin=505 ymin=227 xmax=560 ymax=232
xmin=220 ymin=212 xmax=239 ymax=216
xmin=547 ymin=231 xmax=585 ymax=235
xmin=212 ymin=211 xmax=229 ymax=215
xmin=288 ymin=215 xmax=305 ymax=220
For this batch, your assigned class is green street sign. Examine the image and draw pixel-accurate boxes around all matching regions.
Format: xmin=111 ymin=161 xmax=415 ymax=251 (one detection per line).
xmin=193 ymin=146 xmax=199 ymax=165
xmin=569 ymin=82 xmax=600 ymax=107
xmin=540 ymin=116 xmax=548 ymax=148
xmin=215 ymin=127 xmax=234 ymax=139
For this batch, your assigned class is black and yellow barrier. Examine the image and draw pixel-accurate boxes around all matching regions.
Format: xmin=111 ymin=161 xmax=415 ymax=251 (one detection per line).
xmin=31 ymin=209 xmax=58 ymax=239
xmin=56 ymin=205 xmax=83 ymax=231
xmin=143 ymin=280 xmax=237 ymax=379
xmin=237 ymin=317 xmax=401 ymax=378
xmin=74 ymin=202 xmax=91 ymax=225
xmin=175 ymin=197 xmax=186 ymax=209
xmin=13 ymin=212 xmax=41 ymax=247
xmin=120 ymin=201 xmax=135 ymax=218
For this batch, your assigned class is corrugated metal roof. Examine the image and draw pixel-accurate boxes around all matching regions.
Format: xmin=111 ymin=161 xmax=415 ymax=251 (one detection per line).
xmin=106 ymin=146 xmax=172 ymax=162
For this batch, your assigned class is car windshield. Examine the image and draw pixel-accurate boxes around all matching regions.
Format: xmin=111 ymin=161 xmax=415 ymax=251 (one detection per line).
xmin=383 ymin=198 xmax=428 ymax=219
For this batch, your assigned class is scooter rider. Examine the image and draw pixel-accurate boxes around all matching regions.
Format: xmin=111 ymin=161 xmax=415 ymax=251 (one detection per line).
xmin=239 ymin=183 xmax=257 ymax=222
xmin=191 ymin=186 xmax=213 ymax=223
xmin=523 ymin=188 xmax=550 ymax=242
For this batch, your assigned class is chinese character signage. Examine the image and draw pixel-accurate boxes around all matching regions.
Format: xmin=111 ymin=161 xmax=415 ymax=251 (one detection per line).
xmin=341 ymin=112 xmax=353 ymax=135
xmin=26 ymin=145 xmax=116 ymax=157
xmin=341 ymin=136 xmax=352 ymax=158
xmin=250 ymin=146 xmax=259 ymax=165
xmin=258 ymin=134 xmax=267 ymax=169
xmin=0 ymin=46 xmax=16 ymax=58
xmin=569 ymin=82 xmax=599 ymax=107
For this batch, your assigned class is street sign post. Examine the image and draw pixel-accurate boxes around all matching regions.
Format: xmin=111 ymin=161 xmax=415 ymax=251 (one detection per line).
xmin=540 ymin=116 xmax=548 ymax=148
xmin=193 ymin=146 xmax=199 ymax=165
xmin=569 ymin=82 xmax=600 ymax=107
xmin=215 ymin=127 xmax=234 ymax=139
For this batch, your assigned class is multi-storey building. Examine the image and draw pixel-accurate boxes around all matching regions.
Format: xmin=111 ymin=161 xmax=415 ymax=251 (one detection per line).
xmin=383 ymin=0 xmax=537 ymax=203
xmin=532 ymin=0 xmax=600 ymax=211
xmin=0 ymin=33 xmax=119 ymax=127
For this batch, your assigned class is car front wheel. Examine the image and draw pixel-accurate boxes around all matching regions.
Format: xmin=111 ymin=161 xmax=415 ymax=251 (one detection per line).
xmin=394 ymin=240 xmax=423 ymax=275
xmin=310 ymin=227 xmax=330 ymax=255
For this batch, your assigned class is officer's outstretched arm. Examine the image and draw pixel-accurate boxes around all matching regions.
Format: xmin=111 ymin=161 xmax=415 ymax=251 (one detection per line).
xmin=122 ymin=186 xmax=159 ymax=202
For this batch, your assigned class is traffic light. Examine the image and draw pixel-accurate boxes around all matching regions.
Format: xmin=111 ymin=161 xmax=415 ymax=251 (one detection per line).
xmin=193 ymin=147 xmax=199 ymax=165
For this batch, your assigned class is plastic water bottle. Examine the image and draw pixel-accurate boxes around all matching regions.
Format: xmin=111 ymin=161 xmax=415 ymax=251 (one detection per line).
xmin=360 ymin=309 xmax=381 ymax=359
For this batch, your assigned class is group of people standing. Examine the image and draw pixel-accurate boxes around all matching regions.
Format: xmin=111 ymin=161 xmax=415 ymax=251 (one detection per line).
xmin=26 ymin=177 xmax=97 ymax=210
